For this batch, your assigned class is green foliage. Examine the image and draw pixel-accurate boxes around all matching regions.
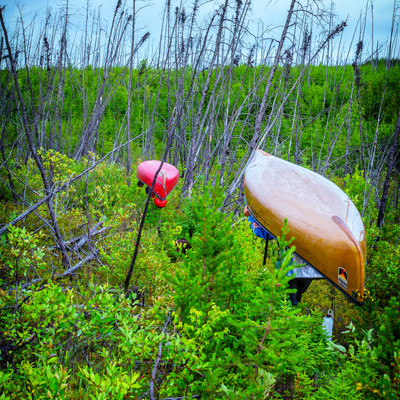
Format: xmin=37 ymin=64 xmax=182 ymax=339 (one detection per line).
xmin=2 ymin=61 xmax=399 ymax=168
xmin=1 ymin=61 xmax=399 ymax=395
xmin=79 ymin=357 xmax=142 ymax=400
xmin=1 ymin=282 xmax=169 ymax=398
xmin=1 ymin=154 xmax=399 ymax=398
xmin=343 ymin=165 xmax=377 ymax=227
xmin=0 ymin=225 xmax=46 ymax=291
xmin=168 ymin=180 xmax=246 ymax=320
xmin=1 ymin=145 xmax=400 ymax=398
xmin=341 ymin=167 xmax=400 ymax=309
xmin=0 ymin=357 xmax=71 ymax=400
xmin=164 ymin=184 xmax=335 ymax=397
xmin=367 ymin=240 xmax=400 ymax=303
xmin=361 ymin=62 xmax=400 ymax=123
xmin=318 ymin=313 xmax=400 ymax=400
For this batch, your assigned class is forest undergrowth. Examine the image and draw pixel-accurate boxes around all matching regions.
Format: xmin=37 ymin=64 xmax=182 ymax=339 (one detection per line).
xmin=1 ymin=0 xmax=400 ymax=397
xmin=0 ymin=154 xmax=399 ymax=399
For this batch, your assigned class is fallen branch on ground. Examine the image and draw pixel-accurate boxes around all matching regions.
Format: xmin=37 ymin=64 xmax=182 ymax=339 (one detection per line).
xmin=149 ymin=311 xmax=172 ymax=400
xmin=7 ymin=250 xmax=99 ymax=294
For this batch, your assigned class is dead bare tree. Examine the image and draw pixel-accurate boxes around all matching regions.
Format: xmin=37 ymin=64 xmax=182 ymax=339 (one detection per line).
xmin=352 ymin=40 xmax=366 ymax=173
xmin=1 ymin=0 xmax=399 ymax=259
xmin=0 ymin=6 xmax=71 ymax=269
xmin=0 ymin=134 xmax=142 ymax=238
xmin=126 ymin=0 xmax=136 ymax=181
xmin=74 ymin=1 xmax=141 ymax=159
xmin=180 ymin=1 xmax=229 ymax=196
xmin=377 ymin=108 xmax=400 ymax=228
xmin=124 ymin=129 xmax=174 ymax=292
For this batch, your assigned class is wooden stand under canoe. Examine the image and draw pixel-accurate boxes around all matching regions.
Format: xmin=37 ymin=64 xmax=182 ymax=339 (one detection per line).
xmin=244 ymin=149 xmax=366 ymax=305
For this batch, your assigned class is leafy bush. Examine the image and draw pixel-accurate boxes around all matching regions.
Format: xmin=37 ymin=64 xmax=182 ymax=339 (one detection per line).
xmin=165 ymin=181 xmax=335 ymax=398
xmin=1 ymin=155 xmax=399 ymax=398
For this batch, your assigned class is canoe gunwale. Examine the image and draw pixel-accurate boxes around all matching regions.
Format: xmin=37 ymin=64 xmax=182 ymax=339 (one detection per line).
xmin=248 ymin=210 xmax=363 ymax=306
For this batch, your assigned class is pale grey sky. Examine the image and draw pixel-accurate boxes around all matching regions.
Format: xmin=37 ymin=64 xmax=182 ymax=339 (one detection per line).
xmin=2 ymin=0 xmax=398 ymax=62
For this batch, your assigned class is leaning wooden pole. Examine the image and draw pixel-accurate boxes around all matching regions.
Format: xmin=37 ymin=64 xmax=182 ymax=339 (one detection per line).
xmin=124 ymin=161 xmax=165 ymax=292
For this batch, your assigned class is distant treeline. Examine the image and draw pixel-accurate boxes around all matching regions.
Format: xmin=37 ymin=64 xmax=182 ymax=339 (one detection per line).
xmin=0 ymin=59 xmax=400 ymax=197
xmin=1 ymin=60 xmax=399 ymax=170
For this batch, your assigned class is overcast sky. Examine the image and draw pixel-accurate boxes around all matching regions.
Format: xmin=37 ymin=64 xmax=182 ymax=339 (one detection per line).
xmin=2 ymin=0 xmax=397 ymax=61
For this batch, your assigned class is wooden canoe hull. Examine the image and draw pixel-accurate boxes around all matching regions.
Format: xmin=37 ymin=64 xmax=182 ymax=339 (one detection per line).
xmin=137 ymin=160 xmax=179 ymax=200
xmin=244 ymin=150 xmax=366 ymax=304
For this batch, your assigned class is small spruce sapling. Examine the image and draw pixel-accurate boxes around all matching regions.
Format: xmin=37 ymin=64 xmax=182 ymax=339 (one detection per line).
xmin=167 ymin=180 xmax=245 ymax=322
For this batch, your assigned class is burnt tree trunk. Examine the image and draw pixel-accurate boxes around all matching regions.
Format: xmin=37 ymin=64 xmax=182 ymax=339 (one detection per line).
xmin=377 ymin=108 xmax=400 ymax=228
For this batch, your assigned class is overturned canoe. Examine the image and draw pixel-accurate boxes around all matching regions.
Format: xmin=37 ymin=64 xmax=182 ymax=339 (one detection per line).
xmin=244 ymin=149 xmax=366 ymax=305
xmin=137 ymin=160 xmax=179 ymax=207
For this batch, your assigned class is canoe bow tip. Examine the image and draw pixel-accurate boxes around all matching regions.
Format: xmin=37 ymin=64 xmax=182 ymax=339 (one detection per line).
xmin=332 ymin=215 xmax=365 ymax=300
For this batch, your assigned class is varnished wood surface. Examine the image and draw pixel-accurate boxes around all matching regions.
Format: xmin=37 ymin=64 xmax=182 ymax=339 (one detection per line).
xmin=244 ymin=149 xmax=366 ymax=304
